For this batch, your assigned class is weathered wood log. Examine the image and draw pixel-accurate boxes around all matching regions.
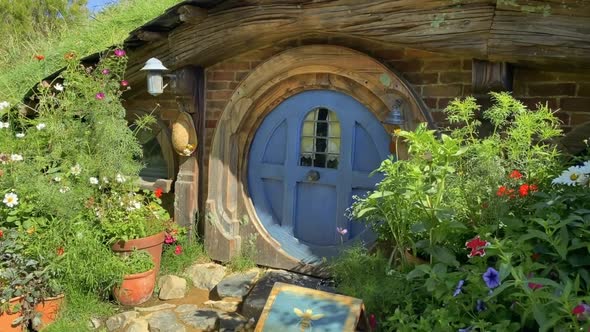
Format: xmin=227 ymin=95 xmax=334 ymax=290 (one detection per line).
xmin=123 ymin=0 xmax=590 ymax=88
xmin=178 ymin=5 xmax=207 ymax=23
xmin=136 ymin=30 xmax=168 ymax=42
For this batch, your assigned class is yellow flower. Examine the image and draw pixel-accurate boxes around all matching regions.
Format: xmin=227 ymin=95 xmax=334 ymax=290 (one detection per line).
xmin=393 ymin=128 xmax=402 ymax=135
xmin=26 ymin=227 xmax=35 ymax=235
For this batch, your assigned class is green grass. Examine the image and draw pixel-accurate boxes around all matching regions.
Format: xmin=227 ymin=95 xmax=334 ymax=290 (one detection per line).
xmin=0 ymin=0 xmax=184 ymax=103
xmin=44 ymin=288 xmax=116 ymax=332
xmin=160 ymin=237 xmax=209 ymax=276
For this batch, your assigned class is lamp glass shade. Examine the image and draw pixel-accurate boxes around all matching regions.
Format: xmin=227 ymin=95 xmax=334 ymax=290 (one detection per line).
xmin=146 ymin=72 xmax=164 ymax=96
xmin=383 ymin=107 xmax=404 ymax=126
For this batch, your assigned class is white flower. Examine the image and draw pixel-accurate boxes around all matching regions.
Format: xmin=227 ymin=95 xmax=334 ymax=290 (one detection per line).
xmin=0 ymin=122 xmax=9 ymax=129
xmin=10 ymin=154 xmax=23 ymax=162
xmin=89 ymin=177 xmax=99 ymax=185
xmin=182 ymin=148 xmax=192 ymax=156
xmin=59 ymin=186 xmax=70 ymax=193
xmin=102 ymin=177 xmax=109 ymax=184
xmin=0 ymin=101 xmax=10 ymax=111
xmin=70 ymin=163 xmax=82 ymax=176
xmin=15 ymin=133 xmax=25 ymax=138
xmin=580 ymin=160 xmax=590 ymax=175
xmin=552 ymin=165 xmax=589 ymax=186
xmin=115 ymin=173 xmax=126 ymax=183
xmin=126 ymin=200 xmax=142 ymax=211
xmin=36 ymin=123 xmax=46 ymax=130
xmin=3 ymin=192 xmax=19 ymax=208
xmin=54 ymin=83 xmax=64 ymax=92
xmin=53 ymin=176 xmax=62 ymax=182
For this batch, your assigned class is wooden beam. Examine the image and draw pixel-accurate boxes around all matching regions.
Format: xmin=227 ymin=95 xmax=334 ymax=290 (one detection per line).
xmin=177 ymin=5 xmax=208 ymax=23
xmin=136 ymin=30 xmax=168 ymax=42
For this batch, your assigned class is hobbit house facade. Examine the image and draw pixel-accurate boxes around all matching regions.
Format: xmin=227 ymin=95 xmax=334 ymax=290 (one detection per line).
xmin=111 ymin=0 xmax=590 ymax=274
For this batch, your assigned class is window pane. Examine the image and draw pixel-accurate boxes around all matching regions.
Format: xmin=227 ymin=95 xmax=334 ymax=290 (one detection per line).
xmin=299 ymin=108 xmax=340 ymax=169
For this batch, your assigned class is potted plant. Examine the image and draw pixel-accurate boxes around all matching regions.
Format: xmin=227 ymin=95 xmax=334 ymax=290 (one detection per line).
xmin=0 ymin=228 xmax=63 ymax=331
xmin=113 ymin=250 xmax=156 ymax=306
xmin=97 ymin=186 xmax=171 ymax=275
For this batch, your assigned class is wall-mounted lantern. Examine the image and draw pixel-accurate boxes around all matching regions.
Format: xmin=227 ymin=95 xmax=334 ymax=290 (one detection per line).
xmin=382 ymin=99 xmax=405 ymax=157
xmin=141 ymin=57 xmax=169 ymax=96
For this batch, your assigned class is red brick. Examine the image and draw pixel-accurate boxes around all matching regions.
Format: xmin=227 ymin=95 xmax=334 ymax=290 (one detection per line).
xmin=578 ymin=83 xmax=590 ymax=97
xmin=518 ymin=97 xmax=558 ymax=110
xmin=438 ymin=98 xmax=454 ymax=109
xmin=235 ymin=71 xmax=250 ymax=81
xmin=430 ymin=111 xmax=448 ymax=123
xmin=372 ymin=48 xmax=405 ymax=61
xmin=555 ymin=111 xmax=571 ymax=126
xmin=570 ymin=112 xmax=590 ymax=126
xmin=462 ymin=84 xmax=473 ymax=96
xmin=422 ymin=98 xmax=437 ymax=109
xmin=208 ymin=71 xmax=234 ymax=81
xmin=462 ymin=59 xmax=472 ymax=71
xmin=388 ymin=60 xmax=423 ymax=73
xmin=422 ymin=84 xmax=462 ymax=97
xmin=439 ymin=72 xmax=471 ymax=84
xmin=528 ymin=83 xmax=576 ymax=96
xmin=206 ymin=81 xmax=230 ymax=90
xmin=229 ymin=82 xmax=240 ymax=89
xmin=206 ymin=90 xmax=233 ymax=100
xmin=560 ymin=98 xmax=590 ymax=112
xmin=205 ymin=120 xmax=218 ymax=128
xmin=404 ymin=73 xmax=438 ymax=84
xmin=250 ymin=61 xmax=263 ymax=69
xmin=422 ymin=60 xmax=462 ymax=71
xmin=514 ymin=70 xmax=558 ymax=82
xmin=513 ymin=81 xmax=527 ymax=96
xmin=207 ymin=100 xmax=227 ymax=110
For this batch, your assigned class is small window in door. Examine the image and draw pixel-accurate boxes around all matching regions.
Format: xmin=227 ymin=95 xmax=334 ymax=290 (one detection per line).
xmin=300 ymin=107 xmax=340 ymax=168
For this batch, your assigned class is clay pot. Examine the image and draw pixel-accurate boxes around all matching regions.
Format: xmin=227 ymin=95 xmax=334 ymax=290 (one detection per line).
xmin=111 ymin=232 xmax=165 ymax=276
xmin=113 ymin=269 xmax=156 ymax=306
xmin=32 ymin=294 xmax=64 ymax=331
xmin=0 ymin=296 xmax=24 ymax=332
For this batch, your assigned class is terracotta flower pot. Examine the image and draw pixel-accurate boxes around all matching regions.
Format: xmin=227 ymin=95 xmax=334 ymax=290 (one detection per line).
xmin=32 ymin=294 xmax=65 ymax=331
xmin=0 ymin=296 xmax=24 ymax=332
xmin=111 ymin=232 xmax=165 ymax=275
xmin=113 ymin=269 xmax=156 ymax=306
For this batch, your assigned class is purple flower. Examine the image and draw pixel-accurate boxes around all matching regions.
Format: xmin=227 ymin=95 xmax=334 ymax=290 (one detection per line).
xmin=476 ymin=299 xmax=486 ymax=312
xmin=95 ymin=92 xmax=105 ymax=100
xmin=114 ymin=49 xmax=126 ymax=57
xmin=458 ymin=327 xmax=472 ymax=332
xmin=336 ymin=227 xmax=348 ymax=235
xmin=120 ymin=80 xmax=129 ymax=87
xmin=101 ymin=68 xmax=110 ymax=75
xmin=453 ymin=279 xmax=464 ymax=297
xmin=483 ymin=267 xmax=500 ymax=289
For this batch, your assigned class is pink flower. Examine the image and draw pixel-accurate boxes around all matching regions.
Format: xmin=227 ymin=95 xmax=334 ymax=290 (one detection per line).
xmin=369 ymin=314 xmax=377 ymax=330
xmin=164 ymin=234 xmax=176 ymax=244
xmin=114 ymin=49 xmax=126 ymax=57
xmin=101 ymin=68 xmax=110 ymax=75
xmin=336 ymin=227 xmax=348 ymax=235
xmin=120 ymin=80 xmax=129 ymax=87
xmin=528 ymin=282 xmax=542 ymax=290
xmin=174 ymin=245 xmax=182 ymax=255
xmin=95 ymin=92 xmax=105 ymax=100
xmin=465 ymin=235 xmax=490 ymax=258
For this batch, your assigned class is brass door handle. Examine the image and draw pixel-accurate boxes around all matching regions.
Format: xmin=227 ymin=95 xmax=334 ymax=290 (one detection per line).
xmin=306 ymin=170 xmax=320 ymax=182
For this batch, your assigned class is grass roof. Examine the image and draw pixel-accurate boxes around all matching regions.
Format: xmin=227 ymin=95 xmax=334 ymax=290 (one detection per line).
xmin=0 ymin=0 xmax=183 ymax=104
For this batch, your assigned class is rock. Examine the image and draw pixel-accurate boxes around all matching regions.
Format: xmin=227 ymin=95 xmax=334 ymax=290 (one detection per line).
xmin=241 ymin=270 xmax=335 ymax=320
xmin=146 ymin=310 xmax=186 ymax=332
xmin=106 ymin=311 xmax=138 ymax=331
xmin=125 ymin=318 xmax=149 ymax=332
xmin=204 ymin=300 xmax=239 ymax=312
xmin=175 ymin=304 xmax=200 ymax=313
xmin=158 ymin=275 xmax=187 ymax=300
xmin=184 ymin=263 xmax=226 ymax=290
xmin=219 ymin=312 xmax=249 ymax=332
xmin=216 ymin=271 xmax=259 ymax=300
xmin=178 ymin=308 xmax=220 ymax=330
xmin=135 ymin=303 xmax=177 ymax=312
xmin=88 ymin=317 xmax=102 ymax=330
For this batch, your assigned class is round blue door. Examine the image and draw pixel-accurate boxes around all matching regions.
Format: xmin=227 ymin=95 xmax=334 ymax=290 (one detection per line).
xmin=248 ymin=90 xmax=390 ymax=263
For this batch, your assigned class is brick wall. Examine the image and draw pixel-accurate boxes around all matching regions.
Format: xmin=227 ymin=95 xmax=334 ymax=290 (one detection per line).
xmin=513 ymin=69 xmax=590 ymax=132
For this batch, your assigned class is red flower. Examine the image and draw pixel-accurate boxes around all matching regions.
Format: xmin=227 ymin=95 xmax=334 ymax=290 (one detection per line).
xmin=573 ymin=305 xmax=586 ymax=315
xmin=507 ymin=189 xmax=516 ymax=199
xmin=530 ymin=184 xmax=538 ymax=192
xmin=35 ymin=54 xmax=45 ymax=61
xmin=154 ymin=187 xmax=163 ymax=198
xmin=531 ymin=252 xmax=541 ymax=261
xmin=120 ymin=80 xmax=129 ymax=87
xmin=519 ymin=184 xmax=530 ymax=197
xmin=465 ymin=235 xmax=490 ymax=258
xmin=509 ymin=170 xmax=523 ymax=179
xmin=164 ymin=234 xmax=176 ymax=244
xmin=0 ymin=230 xmax=3 ymax=238
xmin=174 ymin=245 xmax=182 ymax=255
xmin=369 ymin=314 xmax=377 ymax=330
xmin=528 ymin=282 xmax=542 ymax=290
xmin=56 ymin=247 xmax=64 ymax=256
xmin=496 ymin=186 xmax=507 ymax=197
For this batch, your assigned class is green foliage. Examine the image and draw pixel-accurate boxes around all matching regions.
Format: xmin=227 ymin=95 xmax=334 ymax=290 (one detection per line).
xmin=120 ymin=250 xmax=154 ymax=275
xmin=160 ymin=237 xmax=208 ymax=276
xmin=227 ymin=234 xmax=258 ymax=272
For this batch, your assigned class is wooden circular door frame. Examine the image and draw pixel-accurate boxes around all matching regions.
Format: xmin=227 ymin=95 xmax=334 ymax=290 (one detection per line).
xmin=205 ymin=45 xmax=431 ymax=268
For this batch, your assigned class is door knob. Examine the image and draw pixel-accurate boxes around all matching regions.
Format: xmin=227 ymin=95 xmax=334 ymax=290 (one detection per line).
xmin=306 ymin=170 xmax=320 ymax=182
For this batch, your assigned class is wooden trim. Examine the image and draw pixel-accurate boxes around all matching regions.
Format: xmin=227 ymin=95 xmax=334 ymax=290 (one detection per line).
xmin=205 ymin=45 xmax=427 ymax=270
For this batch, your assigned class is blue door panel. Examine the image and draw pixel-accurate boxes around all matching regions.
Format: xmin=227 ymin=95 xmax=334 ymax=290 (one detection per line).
xmin=248 ymin=90 xmax=390 ymax=262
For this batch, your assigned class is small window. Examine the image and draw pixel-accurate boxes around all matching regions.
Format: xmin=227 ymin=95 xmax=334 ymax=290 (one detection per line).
xmin=300 ymin=108 xmax=340 ymax=169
